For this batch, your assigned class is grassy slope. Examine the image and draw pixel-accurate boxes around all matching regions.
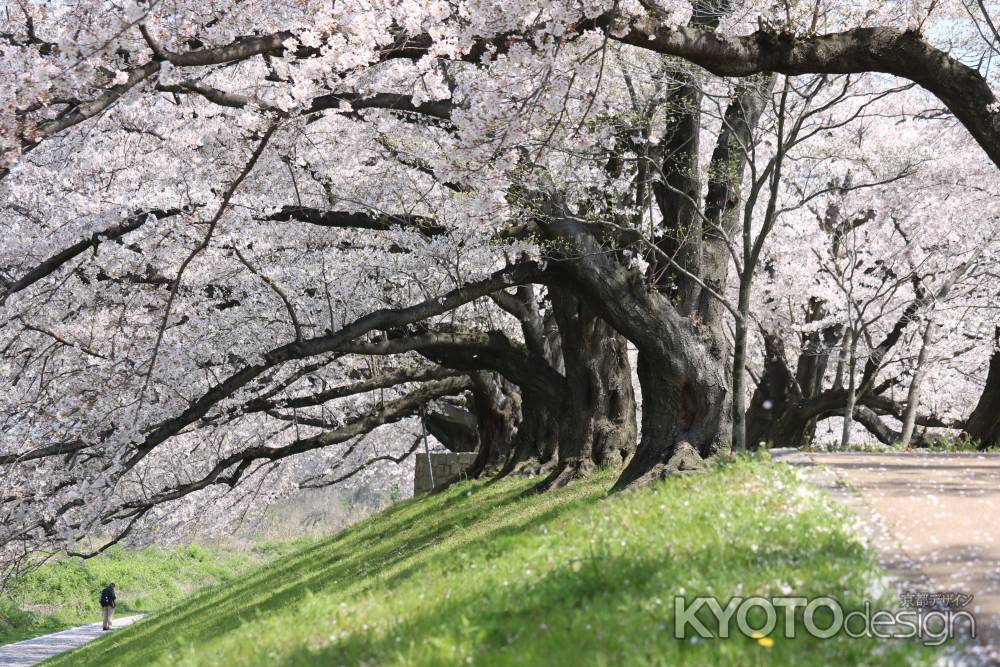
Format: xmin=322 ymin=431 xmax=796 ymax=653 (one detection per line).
xmin=49 ymin=458 xmax=939 ymax=666
xmin=0 ymin=541 xmax=309 ymax=645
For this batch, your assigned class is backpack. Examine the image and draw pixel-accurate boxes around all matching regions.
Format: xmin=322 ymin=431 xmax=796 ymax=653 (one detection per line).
xmin=100 ymin=587 xmax=114 ymax=607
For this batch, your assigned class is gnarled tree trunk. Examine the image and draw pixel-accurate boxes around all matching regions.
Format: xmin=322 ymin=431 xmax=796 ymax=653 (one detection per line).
xmin=591 ymin=322 xmax=637 ymax=468
xmin=614 ymin=343 xmax=728 ymax=489
xmin=745 ymin=332 xmax=802 ymax=449
xmin=535 ymin=287 xmax=637 ymax=489
xmin=541 ymin=215 xmax=731 ymax=491
xmin=464 ymin=373 xmax=521 ymax=479
xmin=501 ymin=395 xmax=559 ymax=475
xmin=425 ymin=402 xmax=479 ymax=453
xmin=964 ymin=328 xmax=1000 ymax=449
xmin=746 ymin=300 xmax=842 ymax=448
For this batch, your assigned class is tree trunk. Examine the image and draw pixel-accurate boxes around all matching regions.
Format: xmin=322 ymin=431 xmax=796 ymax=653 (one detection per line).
xmin=500 ymin=395 xmax=559 ymax=476
xmin=613 ymin=347 xmax=727 ymax=490
xmin=745 ymin=332 xmax=802 ymax=448
xmin=795 ymin=306 xmax=841 ymax=445
xmin=463 ymin=373 xmax=520 ymax=479
xmin=539 ymin=213 xmax=731 ymax=491
xmin=731 ymin=280 xmax=751 ymax=452
xmin=536 ymin=287 xmax=637 ymax=490
xmin=745 ymin=297 xmax=844 ymax=449
xmin=556 ymin=289 xmax=637 ymax=468
xmin=425 ymin=402 xmax=479 ymax=453
xmin=591 ymin=324 xmax=637 ymax=468
xmin=840 ymin=329 xmax=858 ymax=449
xmin=964 ymin=327 xmax=1000 ymax=449
xmin=529 ymin=51 xmax=765 ymax=489
xmin=899 ymin=318 xmax=935 ymax=448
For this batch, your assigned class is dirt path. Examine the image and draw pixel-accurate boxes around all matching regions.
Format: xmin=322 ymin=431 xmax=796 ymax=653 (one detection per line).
xmin=0 ymin=615 xmax=145 ymax=666
xmin=775 ymin=450 xmax=1000 ymax=661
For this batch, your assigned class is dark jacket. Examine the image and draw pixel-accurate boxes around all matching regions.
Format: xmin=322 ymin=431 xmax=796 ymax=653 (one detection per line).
xmin=100 ymin=586 xmax=116 ymax=608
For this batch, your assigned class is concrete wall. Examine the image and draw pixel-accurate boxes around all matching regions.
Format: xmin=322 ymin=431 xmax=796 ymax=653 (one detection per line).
xmin=414 ymin=452 xmax=478 ymax=494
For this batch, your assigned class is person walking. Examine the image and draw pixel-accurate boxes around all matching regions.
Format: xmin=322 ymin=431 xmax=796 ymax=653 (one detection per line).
xmin=100 ymin=582 xmax=116 ymax=631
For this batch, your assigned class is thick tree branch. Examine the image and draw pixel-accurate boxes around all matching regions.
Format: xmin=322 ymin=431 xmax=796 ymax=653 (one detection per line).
xmin=308 ymin=92 xmax=453 ymax=121
xmin=110 ymin=377 xmax=471 ymax=515
xmin=0 ymin=440 xmax=89 ymax=466
xmin=593 ymin=17 xmax=1000 ymax=167
xmin=242 ymin=365 xmax=463 ymax=413
xmin=118 ymin=261 xmax=543 ymax=470
xmin=0 ymin=207 xmax=186 ymax=305
xmin=299 ymin=435 xmax=424 ymax=488
xmin=334 ymin=329 xmax=565 ymax=399
xmin=265 ymin=206 xmax=447 ymax=236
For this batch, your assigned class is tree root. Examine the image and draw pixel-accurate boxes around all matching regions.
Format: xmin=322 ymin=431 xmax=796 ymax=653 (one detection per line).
xmin=613 ymin=441 xmax=706 ymax=491
xmin=533 ymin=457 xmax=595 ymax=493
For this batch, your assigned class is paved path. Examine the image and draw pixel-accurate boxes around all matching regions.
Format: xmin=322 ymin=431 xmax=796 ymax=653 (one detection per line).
xmin=0 ymin=615 xmax=145 ymax=666
xmin=775 ymin=450 xmax=1000 ymax=662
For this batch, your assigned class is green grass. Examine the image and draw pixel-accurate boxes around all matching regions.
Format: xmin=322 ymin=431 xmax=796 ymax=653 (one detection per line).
xmin=0 ymin=540 xmax=310 ymax=646
xmin=47 ymin=457 xmax=943 ymax=666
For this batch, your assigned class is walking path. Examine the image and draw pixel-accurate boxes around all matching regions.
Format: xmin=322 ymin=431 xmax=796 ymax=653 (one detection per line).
xmin=0 ymin=615 xmax=145 ymax=666
xmin=774 ymin=450 xmax=1000 ymax=663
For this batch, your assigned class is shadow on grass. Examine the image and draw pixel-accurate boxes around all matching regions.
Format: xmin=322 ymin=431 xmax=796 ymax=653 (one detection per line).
xmin=276 ymin=527 xmax=916 ymax=667
xmin=50 ymin=464 xmax=940 ymax=667
xmin=50 ymin=477 xmax=602 ymax=666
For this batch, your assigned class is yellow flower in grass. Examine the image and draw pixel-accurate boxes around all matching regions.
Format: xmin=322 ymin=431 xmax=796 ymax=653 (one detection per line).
xmin=750 ymin=631 xmax=774 ymax=648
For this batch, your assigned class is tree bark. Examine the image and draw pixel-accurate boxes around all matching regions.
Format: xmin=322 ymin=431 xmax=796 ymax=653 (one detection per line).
xmin=535 ymin=287 xmax=638 ymax=490
xmin=964 ymin=327 xmax=1000 ymax=449
xmin=540 ymin=215 xmax=730 ymax=490
xmin=425 ymin=401 xmax=479 ymax=453
xmin=464 ymin=373 xmax=521 ymax=479
xmin=899 ymin=318 xmax=936 ymax=448
xmin=840 ymin=328 xmax=859 ymax=449
xmin=745 ymin=332 xmax=801 ymax=449
xmin=593 ymin=19 xmax=1000 ymax=170
xmin=591 ymin=324 xmax=638 ymax=468
xmin=501 ymin=395 xmax=559 ymax=475
xmin=614 ymin=348 xmax=725 ymax=489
